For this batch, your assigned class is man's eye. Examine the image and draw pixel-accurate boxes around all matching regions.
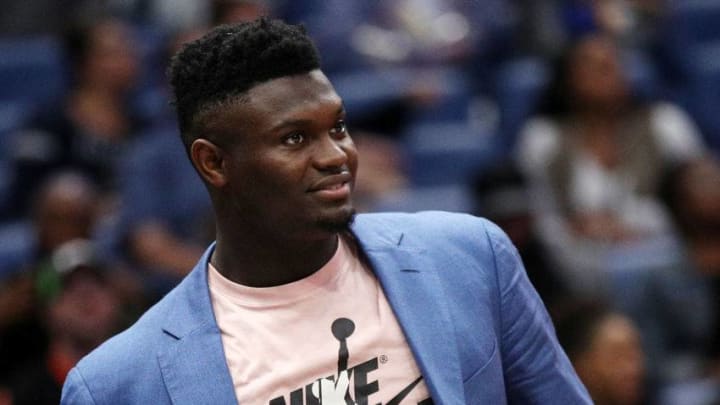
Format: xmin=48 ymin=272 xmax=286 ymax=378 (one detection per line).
xmin=283 ymin=133 xmax=304 ymax=145
xmin=329 ymin=120 xmax=347 ymax=136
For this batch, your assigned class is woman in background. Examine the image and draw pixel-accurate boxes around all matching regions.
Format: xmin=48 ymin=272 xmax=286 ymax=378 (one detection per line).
xmin=7 ymin=18 xmax=141 ymax=218
xmin=515 ymin=33 xmax=706 ymax=289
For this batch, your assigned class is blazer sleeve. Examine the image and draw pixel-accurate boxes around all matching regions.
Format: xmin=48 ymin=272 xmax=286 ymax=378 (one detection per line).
xmin=61 ymin=367 xmax=97 ymax=405
xmin=483 ymin=220 xmax=592 ymax=404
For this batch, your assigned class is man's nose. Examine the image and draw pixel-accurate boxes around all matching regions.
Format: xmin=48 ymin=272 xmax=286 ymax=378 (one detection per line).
xmin=313 ymin=135 xmax=348 ymax=170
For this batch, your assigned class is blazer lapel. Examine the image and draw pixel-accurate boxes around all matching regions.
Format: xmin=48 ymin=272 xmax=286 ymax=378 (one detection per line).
xmin=352 ymin=223 xmax=466 ymax=405
xmin=157 ymin=245 xmax=238 ymax=405
xmin=154 ymin=220 xmax=468 ymax=405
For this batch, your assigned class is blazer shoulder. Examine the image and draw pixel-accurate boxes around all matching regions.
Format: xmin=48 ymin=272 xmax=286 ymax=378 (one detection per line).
xmin=355 ymin=211 xmax=510 ymax=282
xmin=355 ymin=211 xmax=495 ymax=237
xmin=68 ymin=287 xmax=180 ymax=400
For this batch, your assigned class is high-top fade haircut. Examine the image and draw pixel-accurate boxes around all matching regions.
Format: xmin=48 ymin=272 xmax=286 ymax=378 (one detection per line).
xmin=168 ymin=17 xmax=321 ymax=151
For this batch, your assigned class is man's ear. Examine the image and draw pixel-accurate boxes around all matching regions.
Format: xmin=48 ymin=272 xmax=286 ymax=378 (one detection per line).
xmin=190 ymin=138 xmax=228 ymax=188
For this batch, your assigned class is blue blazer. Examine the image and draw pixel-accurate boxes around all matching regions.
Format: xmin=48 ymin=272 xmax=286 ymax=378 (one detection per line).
xmin=61 ymin=212 xmax=591 ymax=404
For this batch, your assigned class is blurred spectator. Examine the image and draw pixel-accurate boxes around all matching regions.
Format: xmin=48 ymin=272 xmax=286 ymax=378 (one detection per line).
xmin=663 ymin=156 xmax=720 ymax=278
xmin=212 ymin=0 xmax=272 ymax=26
xmin=510 ymin=0 xmax=567 ymax=56
xmin=110 ymin=28 xmax=217 ymax=289
xmin=0 ymin=0 xmax=65 ymax=34
xmin=0 ymin=173 xmax=146 ymax=392
xmin=0 ymin=172 xmax=118 ymax=404
xmin=116 ymin=125 xmax=213 ymax=288
xmin=141 ymin=0 xmax=211 ymax=34
xmin=34 ymin=173 xmax=98 ymax=256
xmin=114 ymin=0 xmax=274 ymax=36
xmin=285 ymin=0 xmax=501 ymax=72
xmin=516 ymin=33 xmax=718 ymax=396
xmin=0 ymin=0 xmax=106 ymax=35
xmin=0 ymin=172 xmax=99 ymax=279
xmin=515 ymin=33 xmax=706 ymax=290
xmin=3 ymin=240 xmax=127 ymax=405
xmin=5 ymin=18 xmax=142 ymax=218
xmin=562 ymin=0 xmax=666 ymax=48
xmin=0 ymin=174 xmax=145 ymax=403
xmin=508 ymin=0 xmax=667 ymax=59
xmin=555 ymin=301 xmax=647 ymax=405
xmin=0 ymin=271 xmax=46 ymax=400
xmin=472 ymin=163 xmax=571 ymax=310
xmin=122 ymin=0 xmax=273 ymax=36
xmin=0 ymin=388 xmax=9 ymax=405
xmin=662 ymin=156 xmax=720 ymax=364
xmin=282 ymin=0 xmax=516 ymax=135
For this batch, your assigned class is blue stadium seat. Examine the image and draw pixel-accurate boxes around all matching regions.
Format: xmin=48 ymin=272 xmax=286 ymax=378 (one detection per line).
xmin=621 ymin=49 xmax=662 ymax=101
xmin=0 ymin=36 xmax=67 ymax=105
xmin=668 ymin=0 xmax=720 ymax=43
xmin=493 ymin=57 xmax=549 ymax=151
xmin=0 ymin=220 xmax=34 ymax=280
xmin=0 ymin=101 xmax=32 ymax=149
xmin=130 ymin=23 xmax=169 ymax=90
xmin=686 ymin=41 xmax=720 ymax=77
xmin=402 ymin=120 xmax=495 ymax=187
xmin=676 ymin=42 xmax=720 ymax=149
xmin=371 ymin=184 xmax=473 ymax=214
xmin=330 ymin=66 xmax=471 ymax=124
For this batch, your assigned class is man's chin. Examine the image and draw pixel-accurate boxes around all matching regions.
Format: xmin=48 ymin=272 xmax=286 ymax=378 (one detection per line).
xmin=317 ymin=207 xmax=356 ymax=233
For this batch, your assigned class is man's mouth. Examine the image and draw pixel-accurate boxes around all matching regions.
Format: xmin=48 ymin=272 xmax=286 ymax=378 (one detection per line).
xmin=309 ymin=172 xmax=353 ymax=200
xmin=311 ymin=182 xmax=351 ymax=200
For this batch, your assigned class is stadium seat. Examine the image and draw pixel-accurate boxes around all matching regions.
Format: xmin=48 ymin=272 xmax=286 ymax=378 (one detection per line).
xmin=402 ymin=120 xmax=495 ymax=187
xmin=493 ymin=57 xmax=549 ymax=151
xmin=371 ymin=184 xmax=474 ymax=213
xmin=676 ymin=42 xmax=720 ymax=149
xmin=0 ymin=36 xmax=67 ymax=105
xmin=668 ymin=0 xmax=720 ymax=44
xmin=0 ymin=101 xmax=33 ymax=151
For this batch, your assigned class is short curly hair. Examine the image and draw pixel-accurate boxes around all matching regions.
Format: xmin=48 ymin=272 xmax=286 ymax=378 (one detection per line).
xmin=168 ymin=17 xmax=321 ymax=150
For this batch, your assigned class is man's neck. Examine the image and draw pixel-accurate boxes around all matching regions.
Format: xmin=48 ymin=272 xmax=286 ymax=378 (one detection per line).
xmin=211 ymin=230 xmax=341 ymax=287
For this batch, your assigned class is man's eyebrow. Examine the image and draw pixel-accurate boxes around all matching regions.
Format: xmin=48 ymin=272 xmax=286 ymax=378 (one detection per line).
xmin=270 ymin=105 xmax=346 ymax=132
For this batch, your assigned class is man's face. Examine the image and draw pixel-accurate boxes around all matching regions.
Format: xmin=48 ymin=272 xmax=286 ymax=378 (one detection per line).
xmin=207 ymin=70 xmax=358 ymax=239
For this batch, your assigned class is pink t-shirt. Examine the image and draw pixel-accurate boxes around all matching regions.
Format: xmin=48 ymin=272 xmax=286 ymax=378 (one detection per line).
xmin=207 ymin=237 xmax=432 ymax=405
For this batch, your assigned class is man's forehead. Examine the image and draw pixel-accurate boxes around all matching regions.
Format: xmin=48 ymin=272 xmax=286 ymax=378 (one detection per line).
xmin=205 ymin=69 xmax=342 ymax=135
xmin=244 ymin=69 xmax=339 ymax=108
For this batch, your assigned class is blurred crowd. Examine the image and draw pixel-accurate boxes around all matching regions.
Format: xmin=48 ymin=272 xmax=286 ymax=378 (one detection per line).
xmin=1 ymin=0 xmax=719 ymax=404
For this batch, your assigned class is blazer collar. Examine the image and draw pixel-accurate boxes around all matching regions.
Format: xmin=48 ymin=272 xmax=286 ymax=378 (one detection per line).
xmin=158 ymin=216 xmax=466 ymax=405
xmin=157 ymin=243 xmax=238 ymax=404
xmin=351 ymin=217 xmax=466 ymax=405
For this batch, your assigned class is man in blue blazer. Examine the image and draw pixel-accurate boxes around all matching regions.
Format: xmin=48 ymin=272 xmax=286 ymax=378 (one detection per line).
xmin=62 ymin=18 xmax=590 ymax=404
